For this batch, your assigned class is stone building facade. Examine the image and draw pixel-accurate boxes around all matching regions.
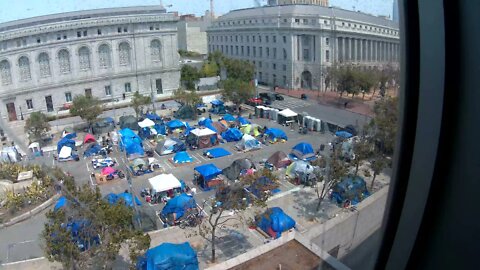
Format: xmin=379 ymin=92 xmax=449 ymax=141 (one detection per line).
xmin=207 ymin=5 xmax=399 ymax=90
xmin=0 ymin=6 xmax=180 ymax=121
xmin=268 ymin=0 xmax=329 ymax=6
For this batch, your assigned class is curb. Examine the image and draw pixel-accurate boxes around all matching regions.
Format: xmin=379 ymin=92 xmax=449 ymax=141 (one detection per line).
xmin=0 ymin=194 xmax=60 ymax=229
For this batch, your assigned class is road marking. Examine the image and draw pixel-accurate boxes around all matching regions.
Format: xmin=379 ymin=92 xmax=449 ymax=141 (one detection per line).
xmin=1 ymin=257 xmax=46 ymax=266
xmin=163 ymin=159 xmax=173 ymax=170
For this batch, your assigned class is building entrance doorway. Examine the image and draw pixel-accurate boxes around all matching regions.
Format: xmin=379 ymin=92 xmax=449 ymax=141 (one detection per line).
xmin=301 ymin=70 xmax=312 ymax=89
xmin=6 ymin=102 xmax=17 ymax=121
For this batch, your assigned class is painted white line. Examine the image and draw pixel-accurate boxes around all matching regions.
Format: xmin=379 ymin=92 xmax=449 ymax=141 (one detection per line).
xmin=16 ymin=239 xmax=36 ymax=245
xmin=1 ymin=257 xmax=46 ymax=266
xmin=248 ymin=228 xmax=265 ymax=242
xmin=163 ymin=159 xmax=173 ymax=170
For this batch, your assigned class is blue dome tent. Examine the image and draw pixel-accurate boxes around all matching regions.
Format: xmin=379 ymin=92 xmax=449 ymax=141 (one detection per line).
xmin=290 ymin=142 xmax=316 ymax=161
xmin=335 ymin=130 xmax=353 ymax=138
xmin=105 ymin=192 xmax=142 ymax=207
xmin=166 ymin=119 xmax=186 ymax=130
xmin=194 ymin=163 xmax=223 ymax=190
xmin=136 ymin=242 xmax=198 ymax=270
xmin=256 ymin=207 xmax=296 ymax=239
xmin=160 ymin=193 xmax=197 ymax=220
xmin=264 ymin=128 xmax=288 ymax=142
xmin=222 ymin=114 xmax=235 ymax=122
xmin=119 ymin=128 xmax=144 ymax=158
xmin=330 ymin=176 xmax=370 ymax=206
xmin=145 ymin=113 xmax=162 ymax=122
xmin=57 ymin=137 xmax=76 ymax=154
xmin=221 ymin=128 xmax=243 ymax=142
xmin=236 ymin=116 xmax=251 ymax=126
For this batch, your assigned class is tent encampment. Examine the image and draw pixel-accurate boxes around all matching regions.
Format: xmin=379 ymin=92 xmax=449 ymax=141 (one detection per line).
xmin=222 ymin=158 xmax=255 ymax=181
xmin=211 ymin=122 xmax=227 ymax=134
xmin=236 ymin=116 xmax=251 ymax=126
xmin=83 ymin=134 xmax=96 ymax=144
xmin=203 ymin=147 xmax=231 ymax=159
xmin=173 ymin=151 xmax=193 ymax=164
xmin=145 ymin=113 xmax=162 ymax=122
xmin=148 ymin=174 xmax=182 ymax=194
xmin=235 ymin=134 xmax=261 ymax=152
xmin=160 ymin=193 xmax=197 ymax=221
xmin=278 ymin=108 xmax=298 ymax=125
xmin=136 ymin=242 xmax=199 ymax=270
xmin=286 ymin=160 xmax=315 ymax=179
xmin=255 ymin=207 xmax=295 ymax=239
xmin=247 ymin=176 xmax=278 ymax=199
xmin=266 ymin=151 xmax=291 ymax=169
xmin=57 ymin=137 xmax=76 ymax=154
xmin=240 ymin=124 xmax=262 ymax=137
xmin=101 ymin=167 xmax=115 ymax=176
xmin=290 ymin=142 xmax=316 ymax=161
xmin=83 ymin=143 xmax=102 ymax=157
xmin=264 ymin=128 xmax=288 ymax=143
xmin=221 ymin=128 xmax=243 ymax=142
xmin=222 ymin=114 xmax=235 ymax=122
xmin=166 ymin=119 xmax=186 ymax=131
xmin=119 ymin=128 xmax=144 ymax=158
xmin=138 ymin=118 xmax=156 ymax=129
xmin=188 ymin=128 xmax=218 ymax=149
xmin=105 ymin=192 xmax=142 ymax=207
xmin=194 ymin=163 xmax=223 ymax=190
xmin=119 ymin=115 xmax=139 ymax=130
xmin=155 ymin=138 xmax=186 ymax=155
xmin=331 ymin=176 xmax=370 ymax=206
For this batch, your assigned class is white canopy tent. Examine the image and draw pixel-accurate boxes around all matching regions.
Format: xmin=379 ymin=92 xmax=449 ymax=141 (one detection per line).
xmin=148 ymin=173 xmax=182 ymax=194
xmin=58 ymin=146 xmax=72 ymax=159
xmin=138 ymin=118 xmax=156 ymax=128
xmin=279 ymin=108 xmax=298 ymax=118
xmin=190 ymin=128 xmax=216 ymax=137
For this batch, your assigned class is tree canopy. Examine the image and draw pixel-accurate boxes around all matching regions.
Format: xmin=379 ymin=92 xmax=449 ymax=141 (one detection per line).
xmin=24 ymin=111 xmax=50 ymax=143
xmin=200 ymin=61 xmax=219 ymax=77
xmin=181 ymin=65 xmax=201 ymax=90
xmin=221 ymin=78 xmax=254 ymax=110
xmin=69 ymin=95 xmax=103 ymax=128
xmin=366 ymin=96 xmax=399 ymax=155
xmin=131 ymin=91 xmax=152 ymax=118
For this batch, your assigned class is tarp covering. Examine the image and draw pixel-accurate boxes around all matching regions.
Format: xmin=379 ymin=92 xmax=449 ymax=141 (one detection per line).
xmin=223 ymin=158 xmax=255 ymax=180
xmin=221 ymin=128 xmax=243 ymax=142
xmin=101 ymin=167 xmax=115 ymax=176
xmin=191 ymin=128 xmax=216 ymax=137
xmin=166 ymin=119 xmax=186 ymax=130
xmin=138 ymin=118 xmax=156 ymax=128
xmin=267 ymin=151 xmax=291 ymax=168
xmin=153 ymin=124 xmax=167 ymax=136
xmin=222 ymin=114 xmax=235 ymax=122
xmin=136 ymin=242 xmax=199 ymax=270
xmin=54 ymin=196 xmax=67 ymax=211
xmin=83 ymin=134 xmax=96 ymax=144
xmin=236 ymin=134 xmax=261 ymax=151
xmin=236 ymin=116 xmax=251 ymax=126
xmin=146 ymin=113 xmax=162 ymax=121
xmin=156 ymin=138 xmax=186 ymax=155
xmin=194 ymin=164 xmax=222 ymax=180
xmin=211 ymin=122 xmax=227 ymax=134
xmin=57 ymin=137 xmax=76 ymax=154
xmin=331 ymin=176 xmax=370 ymax=206
xmin=160 ymin=193 xmax=197 ymax=219
xmin=210 ymin=99 xmax=224 ymax=106
xmin=279 ymin=108 xmax=298 ymax=118
xmin=173 ymin=151 xmax=193 ymax=164
xmin=106 ymin=192 xmax=142 ymax=207
xmin=256 ymin=207 xmax=296 ymax=239
xmin=291 ymin=142 xmax=316 ymax=161
xmin=58 ymin=146 xmax=73 ymax=159
xmin=203 ymin=147 xmax=231 ymax=159
xmin=84 ymin=143 xmax=102 ymax=157
xmin=119 ymin=115 xmax=139 ymax=130
xmin=335 ymin=130 xmax=353 ymax=138
xmin=119 ymin=128 xmax=144 ymax=157
xmin=286 ymin=160 xmax=315 ymax=178
xmin=149 ymin=174 xmax=182 ymax=194
xmin=265 ymin=128 xmax=288 ymax=142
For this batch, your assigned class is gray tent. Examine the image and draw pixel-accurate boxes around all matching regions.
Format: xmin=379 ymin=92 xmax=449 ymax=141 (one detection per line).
xmin=266 ymin=151 xmax=291 ymax=168
xmin=119 ymin=115 xmax=139 ymax=130
xmin=223 ymin=158 xmax=255 ymax=181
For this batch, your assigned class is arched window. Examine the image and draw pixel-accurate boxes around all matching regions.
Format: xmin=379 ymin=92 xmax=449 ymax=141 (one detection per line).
xmin=58 ymin=49 xmax=71 ymax=74
xmin=150 ymin=39 xmax=162 ymax=62
xmin=78 ymin=46 xmax=91 ymax=71
xmin=98 ymin=44 xmax=112 ymax=69
xmin=18 ymin=56 xmax=31 ymax=81
xmin=118 ymin=42 xmax=131 ymax=66
xmin=0 ymin=60 xmax=12 ymax=85
xmin=38 ymin=52 xmax=51 ymax=78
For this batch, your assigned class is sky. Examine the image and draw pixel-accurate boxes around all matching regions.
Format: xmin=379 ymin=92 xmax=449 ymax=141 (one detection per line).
xmin=0 ymin=0 xmax=393 ymax=24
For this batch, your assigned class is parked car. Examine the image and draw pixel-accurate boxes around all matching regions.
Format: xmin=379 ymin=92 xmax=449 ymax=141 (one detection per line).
xmin=273 ymin=93 xmax=284 ymax=100
xmin=246 ymin=97 xmax=263 ymax=106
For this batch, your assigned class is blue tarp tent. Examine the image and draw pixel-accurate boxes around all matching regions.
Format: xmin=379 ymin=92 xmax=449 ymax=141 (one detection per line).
xmin=54 ymin=196 xmax=67 ymax=211
xmin=330 ymin=176 xmax=370 ymax=206
xmin=160 ymin=193 xmax=197 ymax=220
xmin=203 ymin=147 xmax=231 ymax=159
xmin=156 ymin=138 xmax=186 ymax=155
xmin=265 ymin=128 xmax=288 ymax=142
xmin=173 ymin=151 xmax=193 ymax=164
xmin=136 ymin=242 xmax=199 ymax=270
xmin=223 ymin=114 xmax=235 ymax=122
xmin=84 ymin=143 xmax=102 ymax=157
xmin=61 ymin=220 xmax=101 ymax=252
xmin=57 ymin=137 xmax=76 ymax=154
xmin=166 ymin=120 xmax=186 ymax=130
xmin=106 ymin=192 xmax=142 ymax=207
xmin=236 ymin=116 xmax=251 ymax=126
xmin=236 ymin=134 xmax=261 ymax=151
xmin=290 ymin=142 xmax=316 ymax=161
xmin=119 ymin=128 xmax=144 ymax=158
xmin=146 ymin=113 xmax=162 ymax=122
xmin=221 ymin=128 xmax=243 ymax=142
xmin=198 ymin=118 xmax=217 ymax=133
xmin=335 ymin=130 xmax=353 ymax=138
xmin=256 ymin=207 xmax=296 ymax=239
xmin=210 ymin=99 xmax=224 ymax=106
xmin=195 ymin=163 xmax=222 ymax=180
xmin=63 ymin=133 xmax=77 ymax=139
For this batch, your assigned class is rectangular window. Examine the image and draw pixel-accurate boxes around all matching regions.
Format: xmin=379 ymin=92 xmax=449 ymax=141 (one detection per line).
xmin=26 ymin=99 xmax=33 ymax=110
xmin=37 ymin=38 xmax=41 ymax=44
xmin=295 ymin=19 xmax=300 ymax=23
xmin=259 ymin=36 xmax=262 ymax=42
xmin=259 ymin=47 xmax=263 ymax=57
xmin=123 ymin=28 xmax=128 ymax=33
xmin=273 ymin=63 xmax=276 ymax=70
xmin=283 ymin=36 xmax=286 ymax=43
xmin=63 ymin=35 xmax=67 ymax=40
xmin=266 ymin=47 xmax=270 ymax=57
xmin=230 ymin=45 xmax=233 ymax=54
xmin=283 ymin=64 xmax=287 ymax=71
xmin=156 ymin=79 xmax=163 ymax=94
xmin=283 ymin=75 xmax=287 ymax=86
xmin=77 ymin=31 xmax=81 ymax=38
xmin=22 ymin=39 xmax=26 ymax=46
xmin=273 ymin=48 xmax=277 ymax=59
xmin=124 ymin=82 xmax=131 ymax=93
xmin=236 ymin=46 xmax=239 ymax=55
xmin=118 ymin=27 xmax=122 ymax=33
xmin=45 ymin=96 xmax=53 ymax=112
xmin=247 ymin=46 xmax=250 ymax=56
xmin=85 ymin=88 xmax=92 ymax=98
xmin=105 ymin=85 xmax=112 ymax=96
xmin=326 ymin=50 xmax=330 ymax=62
xmin=149 ymin=26 xmax=153 ymax=31
xmin=326 ymin=38 xmax=329 ymax=45
xmin=259 ymin=61 xmax=262 ymax=68
xmin=235 ymin=36 xmax=238 ymax=42
xmin=97 ymin=29 xmax=102 ymax=35
xmin=83 ymin=30 xmax=87 ymax=37
xmin=57 ymin=35 xmax=61 ymax=40
xmin=273 ymin=36 xmax=277 ymax=43
xmin=253 ymin=47 xmax=256 ymax=57
xmin=241 ymin=46 xmax=244 ymax=56
xmin=253 ymin=36 xmax=255 ymax=43
xmin=266 ymin=36 xmax=269 ymax=43
xmin=65 ymin=92 xmax=72 ymax=102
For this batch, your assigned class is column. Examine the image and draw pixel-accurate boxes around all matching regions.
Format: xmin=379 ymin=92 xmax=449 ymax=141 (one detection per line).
xmin=369 ymin=40 xmax=373 ymax=62
xmin=341 ymin=37 xmax=345 ymax=62
xmin=335 ymin=37 xmax=339 ymax=62
xmin=353 ymin=38 xmax=357 ymax=62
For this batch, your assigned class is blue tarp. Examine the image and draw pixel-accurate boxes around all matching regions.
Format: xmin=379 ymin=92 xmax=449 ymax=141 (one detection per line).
xmin=221 ymin=128 xmax=243 ymax=142
xmin=210 ymin=99 xmax=224 ymax=106
xmin=119 ymin=128 xmax=144 ymax=157
xmin=290 ymin=142 xmax=316 ymax=161
xmin=61 ymin=219 xmax=100 ymax=252
xmin=265 ymin=128 xmax=288 ymax=141
xmin=106 ymin=192 xmax=142 ymax=207
xmin=223 ymin=114 xmax=235 ymax=122
xmin=256 ymin=207 xmax=296 ymax=239
xmin=57 ymin=137 xmax=76 ymax=154
xmin=173 ymin=151 xmax=193 ymax=164
xmin=153 ymin=124 xmax=167 ymax=135
xmin=136 ymin=242 xmax=199 ymax=270
xmin=330 ymin=176 xmax=370 ymax=206
xmin=236 ymin=116 xmax=251 ymax=126
xmin=104 ymin=117 xmax=115 ymax=124
xmin=236 ymin=136 xmax=261 ymax=151
xmin=166 ymin=120 xmax=186 ymax=130
xmin=194 ymin=163 xmax=222 ymax=180
xmin=54 ymin=196 xmax=67 ymax=211
xmin=146 ymin=113 xmax=162 ymax=121
xmin=203 ymin=147 xmax=231 ymax=159
xmin=160 ymin=193 xmax=196 ymax=219
xmin=335 ymin=130 xmax=353 ymax=138
xmin=138 ymin=127 xmax=152 ymax=140
xmin=198 ymin=119 xmax=217 ymax=134
xmin=247 ymin=177 xmax=275 ymax=198
xmin=63 ymin=133 xmax=77 ymax=139
xmin=84 ymin=143 xmax=102 ymax=157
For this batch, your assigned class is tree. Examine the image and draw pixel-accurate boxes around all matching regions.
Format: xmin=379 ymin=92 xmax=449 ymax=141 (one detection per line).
xmin=69 ymin=95 xmax=103 ymax=132
xmin=201 ymin=61 xmax=219 ymax=77
xmin=224 ymin=58 xmax=255 ymax=82
xmin=24 ymin=112 xmax=50 ymax=143
xmin=221 ymin=78 xmax=254 ymax=112
xmin=173 ymin=88 xmax=202 ymax=119
xmin=130 ymin=91 xmax=152 ymax=118
xmin=335 ymin=65 xmax=356 ymax=97
xmin=366 ymin=97 xmax=399 ymax=155
xmin=196 ymin=169 xmax=271 ymax=263
xmin=356 ymin=69 xmax=376 ymax=99
xmin=42 ymin=172 xmax=150 ymax=269
xmin=181 ymin=65 xmax=201 ymax=90
xmin=352 ymin=139 xmax=372 ymax=176
xmin=370 ymin=155 xmax=388 ymax=190
xmin=312 ymin=149 xmax=349 ymax=211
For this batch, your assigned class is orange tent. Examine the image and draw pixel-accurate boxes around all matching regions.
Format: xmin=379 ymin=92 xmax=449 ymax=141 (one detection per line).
xmin=84 ymin=134 xmax=96 ymax=144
